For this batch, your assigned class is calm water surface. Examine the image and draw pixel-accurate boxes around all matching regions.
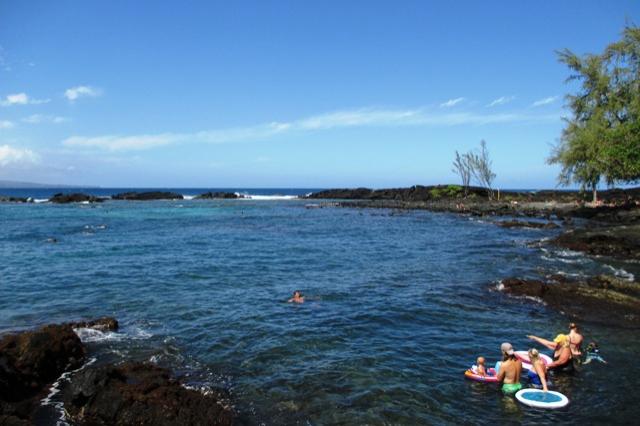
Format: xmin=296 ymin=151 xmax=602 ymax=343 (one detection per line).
xmin=1 ymin=196 xmax=639 ymax=425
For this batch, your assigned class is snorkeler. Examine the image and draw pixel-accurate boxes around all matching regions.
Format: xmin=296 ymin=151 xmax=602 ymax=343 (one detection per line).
xmin=288 ymin=290 xmax=305 ymax=304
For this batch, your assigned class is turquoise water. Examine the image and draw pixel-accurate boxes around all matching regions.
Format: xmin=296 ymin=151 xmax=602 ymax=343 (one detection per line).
xmin=1 ymin=195 xmax=639 ymax=424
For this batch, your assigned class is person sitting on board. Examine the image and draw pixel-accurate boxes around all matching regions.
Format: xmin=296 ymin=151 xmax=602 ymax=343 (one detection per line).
xmin=475 ymin=357 xmax=487 ymax=376
xmin=288 ymin=290 xmax=305 ymax=304
xmin=527 ymin=348 xmax=550 ymax=391
xmin=497 ymin=342 xmax=522 ymax=394
xmin=527 ymin=334 xmax=573 ymax=372
xmin=583 ymin=342 xmax=607 ymax=364
xmin=568 ymin=322 xmax=584 ymax=361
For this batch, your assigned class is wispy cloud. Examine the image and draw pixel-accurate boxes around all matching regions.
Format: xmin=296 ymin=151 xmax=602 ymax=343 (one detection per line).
xmin=0 ymin=92 xmax=50 ymax=107
xmin=62 ymin=106 xmax=561 ymax=152
xmin=439 ymin=97 xmax=465 ymax=108
xmin=64 ymin=86 xmax=102 ymax=101
xmin=532 ymin=96 xmax=559 ymax=107
xmin=22 ymin=114 xmax=69 ymax=124
xmin=0 ymin=144 xmax=39 ymax=166
xmin=0 ymin=120 xmax=14 ymax=129
xmin=487 ymin=96 xmax=515 ymax=107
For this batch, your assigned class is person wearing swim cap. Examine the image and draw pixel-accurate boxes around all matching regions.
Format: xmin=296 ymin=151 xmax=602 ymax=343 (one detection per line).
xmin=527 ymin=334 xmax=573 ymax=372
xmin=497 ymin=342 xmax=522 ymax=394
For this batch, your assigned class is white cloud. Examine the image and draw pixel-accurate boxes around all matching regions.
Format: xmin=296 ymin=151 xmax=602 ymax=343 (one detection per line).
xmin=0 ymin=92 xmax=50 ymax=106
xmin=487 ymin=96 xmax=515 ymax=107
xmin=62 ymin=106 xmax=561 ymax=152
xmin=64 ymin=86 xmax=102 ymax=101
xmin=532 ymin=96 xmax=559 ymax=107
xmin=439 ymin=97 xmax=465 ymax=108
xmin=0 ymin=144 xmax=38 ymax=166
xmin=0 ymin=120 xmax=14 ymax=129
xmin=22 ymin=114 xmax=69 ymax=124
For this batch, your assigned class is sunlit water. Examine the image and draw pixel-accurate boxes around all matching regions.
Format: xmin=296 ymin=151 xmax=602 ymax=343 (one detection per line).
xmin=1 ymin=194 xmax=639 ymax=425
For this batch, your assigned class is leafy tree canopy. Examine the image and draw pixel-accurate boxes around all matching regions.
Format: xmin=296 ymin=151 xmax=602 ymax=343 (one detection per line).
xmin=549 ymin=25 xmax=640 ymax=197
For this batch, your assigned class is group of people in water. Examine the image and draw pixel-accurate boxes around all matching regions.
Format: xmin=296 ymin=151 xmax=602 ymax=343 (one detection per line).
xmin=478 ymin=322 xmax=604 ymax=394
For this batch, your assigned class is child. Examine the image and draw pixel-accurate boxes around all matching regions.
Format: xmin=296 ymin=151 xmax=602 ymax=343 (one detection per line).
xmin=583 ymin=342 xmax=607 ymax=364
xmin=476 ymin=356 xmax=487 ymax=376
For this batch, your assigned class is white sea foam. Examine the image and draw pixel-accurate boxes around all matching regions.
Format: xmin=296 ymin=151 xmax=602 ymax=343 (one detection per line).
xmin=41 ymin=357 xmax=97 ymax=425
xmin=604 ymin=264 xmax=635 ymax=281
xmin=239 ymin=194 xmax=299 ymax=200
xmin=73 ymin=326 xmax=152 ymax=343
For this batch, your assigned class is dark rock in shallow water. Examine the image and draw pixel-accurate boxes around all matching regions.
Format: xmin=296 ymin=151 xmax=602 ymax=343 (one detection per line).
xmin=63 ymin=362 xmax=234 ymax=426
xmin=68 ymin=317 xmax=119 ymax=331
xmin=111 ymin=191 xmax=184 ymax=201
xmin=50 ymin=193 xmax=104 ymax=204
xmin=497 ymin=220 xmax=559 ymax=229
xmin=0 ymin=324 xmax=85 ymax=403
xmin=0 ymin=196 xmax=30 ymax=203
xmin=552 ymin=224 xmax=640 ymax=260
xmin=499 ymin=275 xmax=640 ymax=327
xmin=195 ymin=191 xmax=241 ymax=199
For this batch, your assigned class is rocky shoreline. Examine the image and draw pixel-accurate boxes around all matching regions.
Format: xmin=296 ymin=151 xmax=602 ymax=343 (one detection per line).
xmin=497 ymin=275 xmax=640 ymax=327
xmin=0 ymin=319 xmax=234 ymax=425
xmin=307 ymin=186 xmax=640 ymax=328
xmin=0 ymin=190 xmax=245 ymax=203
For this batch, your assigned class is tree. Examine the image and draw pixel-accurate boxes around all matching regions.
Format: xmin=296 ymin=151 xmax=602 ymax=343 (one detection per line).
xmin=467 ymin=140 xmax=496 ymax=199
xmin=452 ymin=150 xmax=472 ymax=195
xmin=549 ymin=25 xmax=640 ymax=202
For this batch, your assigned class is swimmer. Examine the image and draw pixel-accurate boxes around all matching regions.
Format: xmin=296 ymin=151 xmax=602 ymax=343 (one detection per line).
xmin=288 ymin=290 xmax=305 ymax=304
xmin=497 ymin=342 xmax=523 ymax=394
xmin=583 ymin=342 xmax=607 ymax=364
xmin=476 ymin=357 xmax=487 ymax=376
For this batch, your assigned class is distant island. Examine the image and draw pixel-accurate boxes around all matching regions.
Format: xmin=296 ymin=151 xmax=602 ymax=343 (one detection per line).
xmin=0 ymin=179 xmax=87 ymax=189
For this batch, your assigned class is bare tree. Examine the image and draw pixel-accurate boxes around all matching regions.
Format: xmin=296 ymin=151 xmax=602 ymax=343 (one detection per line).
xmin=452 ymin=150 xmax=472 ymax=196
xmin=467 ymin=140 xmax=496 ymax=199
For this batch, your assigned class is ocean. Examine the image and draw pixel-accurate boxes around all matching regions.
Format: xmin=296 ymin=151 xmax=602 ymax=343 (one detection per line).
xmin=1 ymin=188 xmax=638 ymax=424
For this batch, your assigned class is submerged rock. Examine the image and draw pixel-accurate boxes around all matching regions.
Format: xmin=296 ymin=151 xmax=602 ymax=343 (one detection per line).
xmin=499 ymin=275 xmax=640 ymax=327
xmin=111 ymin=191 xmax=184 ymax=201
xmin=63 ymin=362 xmax=234 ymax=426
xmin=497 ymin=220 xmax=559 ymax=229
xmin=68 ymin=317 xmax=119 ymax=331
xmin=49 ymin=193 xmax=104 ymax=204
xmin=552 ymin=224 xmax=640 ymax=260
xmin=496 ymin=220 xmax=559 ymax=229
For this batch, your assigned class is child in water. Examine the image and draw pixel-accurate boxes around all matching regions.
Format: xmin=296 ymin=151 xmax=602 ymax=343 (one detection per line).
xmin=583 ymin=342 xmax=607 ymax=364
xmin=288 ymin=290 xmax=305 ymax=304
xmin=476 ymin=357 xmax=487 ymax=376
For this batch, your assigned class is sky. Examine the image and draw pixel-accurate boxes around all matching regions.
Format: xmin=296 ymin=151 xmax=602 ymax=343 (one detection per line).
xmin=0 ymin=1 xmax=638 ymax=188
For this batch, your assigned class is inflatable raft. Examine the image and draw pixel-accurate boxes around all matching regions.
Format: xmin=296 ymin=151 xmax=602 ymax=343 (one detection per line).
xmin=464 ymin=366 xmax=499 ymax=383
xmin=515 ymin=350 xmax=553 ymax=371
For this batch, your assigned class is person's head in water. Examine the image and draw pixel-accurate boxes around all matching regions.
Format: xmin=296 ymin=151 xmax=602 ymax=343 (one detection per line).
xmin=288 ymin=290 xmax=305 ymax=303
xmin=501 ymin=342 xmax=516 ymax=360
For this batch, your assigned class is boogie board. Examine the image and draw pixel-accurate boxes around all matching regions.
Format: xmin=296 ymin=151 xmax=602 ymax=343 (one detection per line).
xmin=515 ymin=350 xmax=553 ymax=371
xmin=515 ymin=388 xmax=569 ymax=409
xmin=464 ymin=366 xmax=498 ymax=383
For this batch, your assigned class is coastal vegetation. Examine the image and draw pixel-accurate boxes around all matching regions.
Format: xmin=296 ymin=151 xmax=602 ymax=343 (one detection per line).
xmin=452 ymin=140 xmax=496 ymax=199
xmin=549 ymin=25 xmax=640 ymax=202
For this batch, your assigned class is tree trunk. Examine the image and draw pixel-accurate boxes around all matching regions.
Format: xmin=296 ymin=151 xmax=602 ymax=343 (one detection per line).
xmin=592 ymin=186 xmax=598 ymax=204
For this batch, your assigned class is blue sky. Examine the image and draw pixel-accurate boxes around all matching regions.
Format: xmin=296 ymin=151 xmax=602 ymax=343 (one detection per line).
xmin=0 ymin=1 xmax=638 ymax=188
